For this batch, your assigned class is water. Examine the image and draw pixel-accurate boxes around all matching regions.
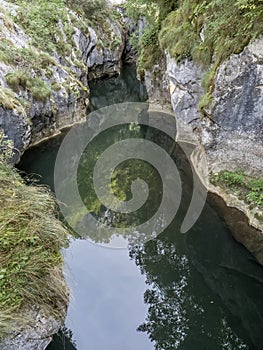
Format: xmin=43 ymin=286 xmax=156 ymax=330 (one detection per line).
xmin=18 ymin=64 xmax=263 ymax=350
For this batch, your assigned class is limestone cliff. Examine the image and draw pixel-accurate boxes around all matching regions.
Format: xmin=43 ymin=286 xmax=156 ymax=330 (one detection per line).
xmin=167 ymin=37 xmax=263 ymax=177
xmin=0 ymin=0 xmax=125 ymax=162
xmin=144 ymin=37 xmax=263 ymax=262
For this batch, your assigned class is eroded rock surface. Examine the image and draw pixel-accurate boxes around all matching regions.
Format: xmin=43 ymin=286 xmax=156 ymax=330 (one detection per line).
xmin=0 ymin=0 xmax=126 ymax=161
xmin=166 ymin=37 xmax=263 ymax=176
xmin=0 ymin=308 xmax=64 ymax=350
xmin=145 ymin=37 xmax=263 ymax=263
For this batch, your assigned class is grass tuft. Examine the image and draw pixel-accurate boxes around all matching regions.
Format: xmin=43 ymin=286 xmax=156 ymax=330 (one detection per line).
xmin=0 ymin=161 xmax=69 ymax=339
xmin=6 ymin=70 xmax=51 ymax=102
xmin=0 ymin=87 xmax=21 ymax=110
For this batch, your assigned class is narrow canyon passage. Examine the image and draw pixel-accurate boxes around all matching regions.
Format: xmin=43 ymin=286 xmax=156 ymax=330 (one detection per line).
xmin=18 ymin=64 xmax=263 ymax=350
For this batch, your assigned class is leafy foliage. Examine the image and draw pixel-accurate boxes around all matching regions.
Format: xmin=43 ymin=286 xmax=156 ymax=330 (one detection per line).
xmin=8 ymin=0 xmax=115 ymax=54
xmin=124 ymin=0 xmax=178 ymax=71
xmin=11 ymin=0 xmax=71 ymax=52
xmin=65 ymin=0 xmax=108 ymax=18
xmin=0 ymin=132 xmax=14 ymax=163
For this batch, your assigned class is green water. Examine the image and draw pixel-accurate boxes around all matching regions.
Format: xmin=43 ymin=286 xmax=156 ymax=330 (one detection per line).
xmin=19 ymin=64 xmax=263 ymax=350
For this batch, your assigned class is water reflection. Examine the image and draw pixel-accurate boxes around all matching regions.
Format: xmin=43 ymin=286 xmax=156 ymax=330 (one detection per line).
xmin=88 ymin=63 xmax=148 ymax=112
xmin=129 ymin=202 xmax=263 ymax=349
xmin=47 ymin=328 xmax=77 ymax=350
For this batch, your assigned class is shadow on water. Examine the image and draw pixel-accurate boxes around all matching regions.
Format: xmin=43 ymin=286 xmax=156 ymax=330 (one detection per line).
xmin=18 ymin=64 xmax=263 ymax=350
xmin=47 ymin=328 xmax=77 ymax=350
xmin=87 ymin=63 xmax=148 ymax=112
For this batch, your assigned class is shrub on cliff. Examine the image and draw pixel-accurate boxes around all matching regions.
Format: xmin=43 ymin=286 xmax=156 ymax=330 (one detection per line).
xmin=5 ymin=70 xmax=52 ymax=102
xmin=9 ymin=0 xmax=112 ymax=53
xmin=65 ymin=0 xmax=107 ymax=17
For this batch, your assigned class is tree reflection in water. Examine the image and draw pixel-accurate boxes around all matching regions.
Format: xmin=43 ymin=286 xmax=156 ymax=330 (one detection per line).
xmin=129 ymin=205 xmax=263 ymax=350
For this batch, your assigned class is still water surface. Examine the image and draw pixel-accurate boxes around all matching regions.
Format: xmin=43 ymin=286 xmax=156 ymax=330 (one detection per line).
xmin=19 ymin=64 xmax=263 ymax=350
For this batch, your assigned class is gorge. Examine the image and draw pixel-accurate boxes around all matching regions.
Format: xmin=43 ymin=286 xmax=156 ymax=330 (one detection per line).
xmin=0 ymin=0 xmax=262 ymax=349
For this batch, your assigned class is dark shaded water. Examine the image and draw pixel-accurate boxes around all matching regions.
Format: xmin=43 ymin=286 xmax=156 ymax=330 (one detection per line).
xmin=19 ymin=64 xmax=263 ymax=350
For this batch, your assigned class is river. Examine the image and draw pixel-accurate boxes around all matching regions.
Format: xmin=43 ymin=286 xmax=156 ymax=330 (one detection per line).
xmin=18 ymin=64 xmax=263 ymax=350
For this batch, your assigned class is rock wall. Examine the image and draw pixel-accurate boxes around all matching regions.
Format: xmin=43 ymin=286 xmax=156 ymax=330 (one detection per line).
xmin=145 ymin=37 xmax=263 ymax=262
xmin=144 ymin=56 xmax=170 ymax=105
xmin=0 ymin=0 xmax=126 ymax=161
xmin=166 ymin=38 xmax=263 ymax=258
xmin=78 ymin=20 xmax=125 ymax=80
xmin=166 ymin=37 xmax=263 ymax=176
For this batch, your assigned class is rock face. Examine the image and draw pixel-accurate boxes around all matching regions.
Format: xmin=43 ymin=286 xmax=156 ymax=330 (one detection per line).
xmin=166 ymin=55 xmax=204 ymax=123
xmin=0 ymin=1 xmax=126 ymax=349
xmin=0 ymin=309 xmax=64 ymax=350
xmin=144 ymin=56 xmax=170 ymax=105
xmin=204 ymin=38 xmax=263 ymax=175
xmin=145 ymin=37 xmax=263 ymax=262
xmin=166 ymin=37 xmax=263 ymax=176
xmin=0 ymin=107 xmax=31 ymax=159
xmin=0 ymin=0 xmax=125 ymax=161
xmin=0 ymin=1 xmax=87 ymax=159
xmin=77 ymin=19 xmax=125 ymax=80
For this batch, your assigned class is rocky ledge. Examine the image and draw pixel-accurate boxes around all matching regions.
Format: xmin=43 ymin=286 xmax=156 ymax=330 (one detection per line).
xmin=0 ymin=308 xmax=66 ymax=350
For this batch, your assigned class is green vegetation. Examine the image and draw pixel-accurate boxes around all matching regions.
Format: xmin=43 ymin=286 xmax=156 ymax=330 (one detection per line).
xmin=9 ymin=0 xmax=74 ymax=53
xmin=8 ymin=0 xmax=118 ymax=54
xmin=0 ymin=132 xmax=13 ymax=163
xmin=210 ymin=169 xmax=263 ymax=208
xmin=6 ymin=70 xmax=51 ymax=102
xmin=0 ymin=40 xmax=56 ymax=71
xmin=124 ymin=0 xmax=177 ymax=72
xmin=0 ymin=87 xmax=21 ymax=110
xmin=0 ymin=133 xmax=69 ymax=338
xmin=0 ymin=0 xmax=120 ymax=110
xmin=65 ymin=0 xmax=108 ymax=18
xmin=0 ymin=42 xmax=58 ymax=104
xmin=124 ymin=0 xmax=263 ymax=105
